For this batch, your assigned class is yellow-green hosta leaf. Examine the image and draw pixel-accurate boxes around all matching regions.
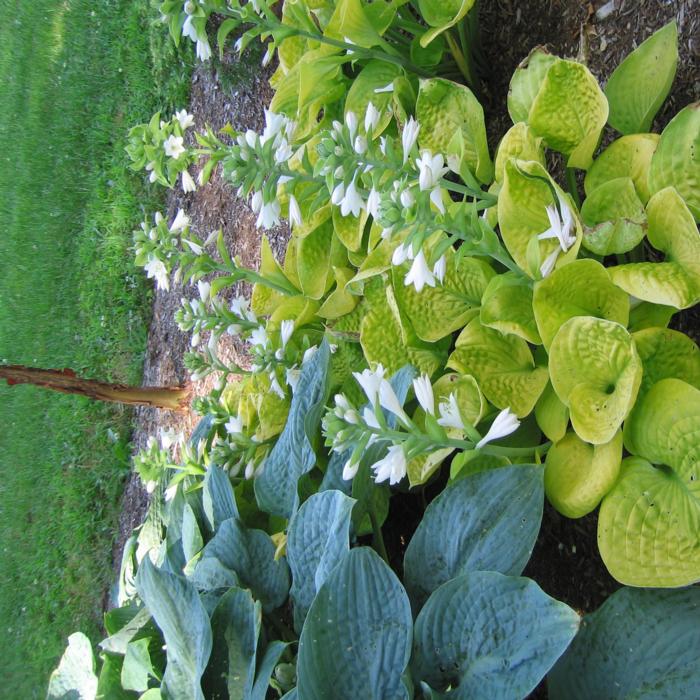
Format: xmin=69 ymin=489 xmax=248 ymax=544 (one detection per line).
xmin=605 ymin=21 xmax=678 ymax=135
xmin=532 ymin=259 xmax=629 ymax=349
xmin=277 ymin=1 xmax=308 ymax=74
xmin=584 ymin=134 xmax=659 ymax=204
xmin=346 ymin=233 xmax=401 ymax=294
xmin=628 ymin=300 xmax=675 ymax=331
xmin=344 ymin=60 xmax=402 ymax=138
xmin=332 ymin=207 xmax=366 ymax=253
xmin=448 ymin=317 xmax=549 ymax=418
xmin=393 ymin=252 xmax=494 ymax=342
xmin=416 ymin=77 xmax=493 ymax=183
xmin=494 ymin=122 xmax=545 ymax=183
xmin=317 ymin=267 xmax=358 ymax=320
xmin=417 ymin=0 xmax=476 ymax=47
xmin=534 ymin=382 xmax=569 ymax=443
xmin=648 ymin=103 xmax=700 ymax=220
xmin=360 ymin=279 xmax=447 ymax=375
xmin=608 ymin=187 xmax=700 ymax=309
xmin=580 ymin=178 xmax=647 ymax=255
xmin=528 ymin=59 xmax=608 ymax=169
xmin=296 ymin=219 xmax=347 ymax=299
xmin=450 ymin=452 xmax=511 ymax=480
xmin=432 ymin=373 xmax=486 ymax=427
xmin=545 ymin=430 xmax=623 ymax=518
xmin=633 ymin=327 xmax=700 ymax=398
xmin=239 ymin=373 xmax=291 ymax=441
xmin=549 ymin=317 xmax=642 ymax=444
xmin=269 ymin=295 xmax=321 ymax=329
xmin=252 ymin=235 xmax=298 ymax=315
xmin=498 ymin=159 xmax=582 ymax=278
xmin=324 ymin=0 xmax=394 ymax=48
xmin=507 ymin=48 xmax=557 ymax=124
xmin=480 ymin=272 xmax=541 ymax=344
xmin=408 ymin=446 xmax=454 ymax=488
xmin=283 ymin=235 xmax=302 ymax=289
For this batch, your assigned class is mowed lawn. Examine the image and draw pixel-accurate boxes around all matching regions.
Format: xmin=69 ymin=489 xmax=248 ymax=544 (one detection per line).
xmin=0 ymin=0 xmax=190 ymax=695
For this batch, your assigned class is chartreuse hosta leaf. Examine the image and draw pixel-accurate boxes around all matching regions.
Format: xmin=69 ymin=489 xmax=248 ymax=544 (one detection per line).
xmin=609 ymin=186 xmax=700 ymax=309
xmin=404 ymin=465 xmax=544 ymax=610
xmin=508 ymin=50 xmax=608 ymax=169
xmin=548 ymin=317 xmax=642 ymax=445
xmin=480 ymin=272 xmax=541 ymax=344
xmin=633 ymin=327 xmax=700 ymax=397
xmin=605 ymin=21 xmax=678 ymax=134
xmin=286 ymin=490 xmax=354 ymax=631
xmin=393 ymin=251 xmax=495 ymax=342
xmin=549 ymin=587 xmax=700 ymax=699
xmin=251 ymin=235 xmax=298 ymax=316
xmin=417 ymin=0 xmax=476 ymax=47
xmin=498 ymin=159 xmax=582 ymax=278
xmin=598 ymin=378 xmax=700 ymax=586
xmin=494 ymin=122 xmax=545 ymax=183
xmin=360 ymin=278 xmax=448 ymax=375
xmin=628 ymin=299 xmax=675 ymax=331
xmin=416 ymin=77 xmax=493 ymax=183
xmin=47 ymin=632 xmax=98 ymax=700
xmin=544 ymin=430 xmax=623 ymax=519
xmin=136 ymin=558 xmax=212 ymax=700
xmin=584 ymin=133 xmax=659 ymax=204
xmin=297 ymin=218 xmax=347 ymax=299
xmin=332 ymin=206 xmax=366 ymax=253
xmin=316 ymin=266 xmax=358 ymax=319
xmin=448 ymin=317 xmax=549 ymax=417
xmin=412 ymin=572 xmax=579 ymax=699
xmin=324 ymin=0 xmax=395 ymax=49
xmin=297 ymin=548 xmax=412 ymax=700
xmin=534 ymin=382 xmax=569 ymax=443
xmin=532 ymin=259 xmax=629 ymax=349
xmin=648 ymin=103 xmax=700 ymax=220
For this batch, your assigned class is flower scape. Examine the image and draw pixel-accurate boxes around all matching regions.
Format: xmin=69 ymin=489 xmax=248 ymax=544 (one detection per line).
xmin=49 ymin=4 xmax=700 ymax=699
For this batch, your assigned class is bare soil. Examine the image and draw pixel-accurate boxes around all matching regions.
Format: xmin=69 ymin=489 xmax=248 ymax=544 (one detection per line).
xmin=112 ymin=3 xmax=699 ymax=694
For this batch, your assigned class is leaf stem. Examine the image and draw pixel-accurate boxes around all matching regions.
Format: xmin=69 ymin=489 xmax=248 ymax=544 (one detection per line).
xmin=369 ymin=509 xmax=390 ymax=566
xmin=565 ymin=168 xmax=582 ymax=209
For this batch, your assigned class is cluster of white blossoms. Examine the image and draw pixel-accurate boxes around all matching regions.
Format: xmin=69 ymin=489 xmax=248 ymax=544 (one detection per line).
xmin=537 ymin=194 xmax=576 ymax=277
xmin=222 ymin=413 xmax=266 ymax=480
xmin=181 ymin=2 xmax=212 ymax=61
xmin=245 ymin=319 xmax=296 ymax=399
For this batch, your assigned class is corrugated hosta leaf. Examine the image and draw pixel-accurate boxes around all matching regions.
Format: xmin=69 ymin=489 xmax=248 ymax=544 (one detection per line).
xmin=412 ymin=572 xmax=579 ymax=699
xmin=598 ymin=378 xmax=700 ymax=586
xmin=417 ymin=0 xmax=476 ymax=47
xmin=494 ymin=122 xmax=545 ymax=183
xmin=548 ymin=587 xmax=700 ymax=699
xmin=532 ymin=259 xmax=629 ymax=349
xmin=202 ymin=465 xmax=238 ymax=535
xmin=404 ymin=465 xmax=544 ymax=610
xmin=480 ymin=271 xmax=541 ymax=343
xmin=448 ymin=317 xmax=549 ymax=417
xmin=544 ymin=430 xmax=622 ymax=518
xmin=297 ymin=548 xmax=412 ymax=700
xmin=507 ymin=49 xmax=557 ymax=124
xmin=548 ymin=316 xmax=641 ymax=444
xmin=286 ymin=490 xmax=355 ymax=631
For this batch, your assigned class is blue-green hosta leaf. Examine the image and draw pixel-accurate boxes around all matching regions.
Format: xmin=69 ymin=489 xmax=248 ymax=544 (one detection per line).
xmin=648 ymin=103 xmax=700 ymax=220
xmin=202 ymin=465 xmax=238 ymax=535
xmin=548 ymin=316 xmax=642 ymax=444
xmin=201 ymin=518 xmax=290 ymax=612
xmin=597 ymin=378 xmax=700 ymax=586
xmin=548 ymin=587 xmax=700 ymax=699
xmin=255 ymin=340 xmax=331 ymax=518
xmin=605 ymin=22 xmax=678 ymax=134
xmin=404 ymin=465 xmax=544 ymax=610
xmin=135 ymin=558 xmax=212 ymax=700
xmin=47 ymin=633 xmax=98 ymax=700
xmin=182 ymin=503 xmax=203 ymax=565
xmin=297 ymin=548 xmax=413 ymax=700
xmin=203 ymin=587 xmax=260 ymax=700
xmin=412 ymin=572 xmax=579 ymax=699
xmin=189 ymin=557 xmax=240 ymax=593
xmin=287 ymin=490 xmax=355 ymax=631
xmin=251 ymin=641 xmax=288 ymax=700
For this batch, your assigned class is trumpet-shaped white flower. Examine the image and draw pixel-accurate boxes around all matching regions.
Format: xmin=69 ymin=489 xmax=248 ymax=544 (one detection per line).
xmin=145 ymin=256 xmax=169 ymax=291
xmin=404 ymin=248 xmax=436 ymax=292
xmin=170 ymin=208 xmax=190 ymax=232
xmin=402 ymin=117 xmax=420 ymax=164
xmin=164 ymin=135 xmax=185 ymax=159
xmin=353 ymin=135 xmax=367 ymax=155
xmin=230 ymin=295 xmax=255 ymax=321
xmin=182 ymin=15 xmax=198 ymax=41
xmin=245 ymin=460 xmax=256 ymax=480
xmin=537 ymin=195 xmax=576 ymax=252
xmin=539 ymin=248 xmax=560 ymax=278
xmin=416 ymin=151 xmax=448 ymax=191
xmin=374 ymin=81 xmax=394 ymax=94
xmin=280 ymin=319 xmax=294 ymax=348
xmin=400 ymin=188 xmax=415 ymax=209
xmin=196 ymin=37 xmax=212 ymax=61
xmin=345 ymin=111 xmax=358 ymax=139
xmin=248 ymin=325 xmax=269 ymax=349
xmin=340 ymin=180 xmax=365 ymax=218
xmin=225 ymin=415 xmax=244 ymax=435
xmin=270 ymin=374 xmax=286 ymax=399
xmin=288 ymin=195 xmax=302 ymax=227
xmin=160 ymin=427 xmax=182 ymax=450
xmin=437 ymin=393 xmax=465 ymax=430
xmin=372 ymin=445 xmax=407 ymax=485
xmin=256 ymin=199 xmax=281 ymax=229
xmin=379 ymin=380 xmax=411 ymax=426
xmin=433 ymin=255 xmax=447 ymax=283
xmin=365 ymin=102 xmax=380 ymax=132
xmin=286 ymin=366 xmax=301 ymax=391
xmin=430 ymin=186 xmax=446 ymax=214
xmin=366 ymin=188 xmax=381 ymax=219
xmin=413 ymin=374 xmax=435 ymax=415
xmin=183 ymin=238 xmax=203 ymax=255
xmin=342 ymin=457 xmax=360 ymax=481
xmin=181 ymin=169 xmax=196 ymax=193
xmin=197 ymin=280 xmax=210 ymax=302
xmin=353 ymin=364 xmax=386 ymax=405
xmin=392 ymin=241 xmax=413 ymax=266
xmin=331 ymin=183 xmax=345 ymax=206
xmin=175 ymin=109 xmax=194 ymax=130
xmin=476 ymin=407 xmax=520 ymax=448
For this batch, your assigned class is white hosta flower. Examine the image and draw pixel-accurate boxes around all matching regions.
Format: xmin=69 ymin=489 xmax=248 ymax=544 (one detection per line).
xmin=331 ymin=183 xmax=345 ymax=206
xmin=170 ymin=208 xmax=190 ymax=232
xmin=183 ymin=238 xmax=203 ymax=255
xmin=416 ymin=151 xmax=448 ymax=191
xmin=286 ymin=367 xmax=301 ymax=391
xmin=230 ymin=295 xmax=253 ymax=320
xmin=145 ymin=256 xmax=169 ymax=291
xmin=245 ymin=460 xmax=256 ymax=480
xmin=391 ymin=241 xmax=414 ymax=266
xmin=430 ymin=186 xmax=446 ymax=214
xmin=353 ymin=134 xmax=367 ymax=154
xmin=372 ymin=445 xmax=407 ymax=485
xmin=345 ymin=111 xmax=358 ymax=139
xmin=160 ymin=427 xmax=181 ymax=450
xmin=366 ymin=188 xmax=381 ymax=219
xmin=262 ymin=44 xmax=274 ymax=67
xmin=280 ymin=319 xmax=294 ymax=348
xmin=175 ymin=109 xmax=194 ymax=130
xmin=249 ymin=325 xmax=269 ymax=348
xmin=362 ymin=405 xmax=381 ymax=432
xmin=154 ymin=211 xmax=164 ymax=225
xmin=433 ymin=255 xmax=447 ymax=283
xmin=353 ymin=364 xmax=386 ymax=405
xmin=197 ymin=280 xmax=210 ymax=302
xmin=402 ymin=117 xmax=420 ymax=164
xmin=413 ymin=374 xmax=435 ymax=415
xmin=437 ymin=393 xmax=465 ymax=430
xmin=261 ymin=110 xmax=286 ymax=144
xmin=476 ymin=408 xmax=521 ymax=448
xmin=288 ymin=195 xmax=302 ymax=227
xmin=400 ymin=188 xmax=415 ymax=209
xmin=225 ymin=415 xmax=244 ymax=435
xmin=182 ymin=15 xmax=198 ymax=41
xmin=165 ymin=484 xmax=178 ymax=502
xmin=196 ymin=37 xmax=212 ymax=61
xmin=256 ymin=200 xmax=281 ymax=229
xmin=250 ymin=190 xmax=263 ymax=214
xmin=404 ymin=248 xmax=436 ymax=293
xmin=146 ymin=480 xmax=157 ymax=494
xmin=365 ymin=102 xmax=380 ymax=132
xmin=539 ymin=248 xmax=560 ymax=278
xmin=537 ymin=195 xmax=576 ymax=252
xmin=379 ymin=380 xmax=411 ymax=426
xmin=181 ymin=169 xmax=196 ymax=192
xmin=270 ymin=374 xmax=286 ymax=399
xmin=302 ymin=345 xmax=318 ymax=364
xmin=274 ymin=140 xmax=293 ymax=164
xmin=164 ymin=134 xmax=185 ymax=159
xmin=340 ymin=180 xmax=365 ymax=217
xmin=374 ymin=81 xmax=394 ymax=94
xmin=342 ymin=457 xmax=360 ymax=481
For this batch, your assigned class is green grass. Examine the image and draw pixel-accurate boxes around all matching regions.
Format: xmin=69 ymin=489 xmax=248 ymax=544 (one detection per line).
xmin=0 ymin=0 xmax=191 ymax=695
